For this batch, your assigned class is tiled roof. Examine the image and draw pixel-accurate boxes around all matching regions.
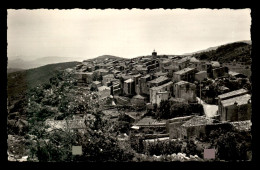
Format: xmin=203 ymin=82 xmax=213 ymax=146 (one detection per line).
xmin=92 ymin=81 xmax=101 ymax=84
xmin=181 ymin=116 xmax=214 ymax=127
xmin=103 ymin=74 xmax=114 ymax=78
xmin=174 ymin=80 xmax=189 ymax=85
xmin=132 ymin=94 xmax=146 ymax=99
xmin=135 ymin=117 xmax=166 ymax=126
xmin=124 ymin=78 xmax=134 ymax=83
xmin=148 ymin=76 xmax=168 ymax=84
xmin=174 ymin=68 xmax=195 ymax=75
xmin=221 ymin=94 xmax=251 ymax=107
xmin=218 ymin=89 xmax=248 ymax=99
xmin=210 ymin=61 xmax=220 ymax=67
xmin=195 ymin=71 xmax=207 ymax=74
xmin=98 ymin=86 xmax=110 ymax=91
xmin=150 ymin=81 xmax=173 ymax=91
xmin=141 ymin=74 xmax=151 ymax=79
xmin=190 ymin=57 xmax=200 ymax=63
xmin=95 ymin=69 xmax=109 ymax=72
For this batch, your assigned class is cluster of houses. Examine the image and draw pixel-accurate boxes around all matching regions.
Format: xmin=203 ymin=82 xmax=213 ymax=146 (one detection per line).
xmin=72 ymin=50 xmax=252 ymax=140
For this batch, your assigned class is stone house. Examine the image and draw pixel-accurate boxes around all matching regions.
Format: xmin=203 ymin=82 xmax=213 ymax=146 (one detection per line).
xmin=130 ymin=94 xmax=147 ymax=107
xmin=217 ymin=88 xmax=248 ymax=113
xmin=95 ymin=69 xmax=109 ymax=76
xmin=173 ymin=81 xmax=196 ymax=103
xmin=219 ymin=94 xmax=251 ymax=122
xmin=139 ymin=74 xmax=152 ymax=95
xmin=189 ymin=57 xmax=201 ymax=69
xmin=98 ymin=86 xmax=111 ymax=100
xmin=166 ymin=116 xmax=194 ymax=139
xmin=149 ymin=81 xmax=173 ymax=106
xmin=147 ymin=76 xmax=169 ymax=88
xmin=172 ymin=57 xmax=190 ymax=70
xmin=229 ymin=71 xmax=247 ymax=78
xmin=195 ymin=71 xmax=207 ymax=82
xmin=91 ymin=81 xmax=102 ymax=89
xmin=102 ymin=74 xmax=114 ymax=86
xmin=74 ymin=72 xmax=94 ymax=85
xmin=180 ymin=116 xmax=232 ymax=139
xmin=123 ymin=78 xmax=135 ymax=96
xmin=172 ymin=67 xmax=197 ymax=83
xmin=111 ymin=82 xmax=121 ymax=96
xmin=206 ymin=61 xmax=229 ymax=79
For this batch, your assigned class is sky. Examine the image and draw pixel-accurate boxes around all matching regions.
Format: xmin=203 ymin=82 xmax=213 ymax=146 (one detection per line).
xmin=7 ymin=8 xmax=251 ymax=61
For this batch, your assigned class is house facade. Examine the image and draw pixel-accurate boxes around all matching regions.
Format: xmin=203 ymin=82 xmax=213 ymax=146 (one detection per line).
xmin=173 ymin=81 xmax=197 ymax=103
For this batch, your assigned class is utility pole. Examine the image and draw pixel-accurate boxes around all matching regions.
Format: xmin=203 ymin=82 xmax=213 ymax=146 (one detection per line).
xmin=200 ymin=80 xmax=202 ymax=104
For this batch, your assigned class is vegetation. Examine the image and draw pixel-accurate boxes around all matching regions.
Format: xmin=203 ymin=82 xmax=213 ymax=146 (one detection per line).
xmin=151 ymin=100 xmax=203 ymax=119
xmin=193 ymin=42 xmax=252 ymax=64
xmin=206 ymin=128 xmax=252 ymax=161
xmin=7 ymin=62 xmax=80 ymax=103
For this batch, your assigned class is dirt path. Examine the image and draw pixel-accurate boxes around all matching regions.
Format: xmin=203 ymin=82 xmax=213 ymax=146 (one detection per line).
xmin=196 ymin=97 xmax=218 ymax=118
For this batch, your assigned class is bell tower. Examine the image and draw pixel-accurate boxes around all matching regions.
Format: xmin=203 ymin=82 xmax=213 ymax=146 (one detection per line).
xmin=152 ymin=49 xmax=157 ymax=57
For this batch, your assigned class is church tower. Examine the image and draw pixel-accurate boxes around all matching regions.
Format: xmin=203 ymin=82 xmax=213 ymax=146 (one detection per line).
xmin=152 ymin=49 xmax=157 ymax=57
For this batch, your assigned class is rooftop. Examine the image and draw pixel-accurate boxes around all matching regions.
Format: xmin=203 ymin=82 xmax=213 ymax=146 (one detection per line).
xmin=92 ymin=81 xmax=101 ymax=84
xmin=177 ymin=57 xmax=189 ymax=63
xmin=95 ymin=68 xmax=109 ymax=72
xmin=98 ymin=86 xmax=110 ymax=91
xmin=124 ymin=78 xmax=134 ymax=83
xmin=163 ymin=65 xmax=178 ymax=70
xmin=218 ymin=88 xmax=248 ymax=99
xmin=230 ymin=120 xmax=251 ymax=131
xmin=195 ymin=70 xmax=207 ymax=74
xmin=75 ymin=71 xmax=94 ymax=75
xmin=103 ymin=74 xmax=114 ymax=78
xmin=148 ymin=76 xmax=168 ymax=84
xmin=150 ymin=81 xmax=173 ymax=91
xmin=181 ymin=116 xmax=214 ymax=127
xmin=162 ymin=59 xmax=172 ymax=64
xmin=190 ymin=57 xmax=200 ymax=63
xmin=141 ymin=74 xmax=151 ymax=79
xmin=210 ymin=61 xmax=220 ymax=67
xmin=134 ymin=117 xmax=166 ymax=126
xmin=174 ymin=80 xmax=189 ymax=86
xmin=221 ymin=94 xmax=251 ymax=107
xmin=132 ymin=94 xmax=146 ymax=99
xmin=174 ymin=67 xmax=195 ymax=75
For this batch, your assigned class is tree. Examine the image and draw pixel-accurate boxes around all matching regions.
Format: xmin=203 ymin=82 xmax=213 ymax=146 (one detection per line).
xmin=208 ymin=128 xmax=252 ymax=161
xmin=170 ymin=102 xmax=192 ymax=118
xmin=155 ymin=100 xmax=171 ymax=119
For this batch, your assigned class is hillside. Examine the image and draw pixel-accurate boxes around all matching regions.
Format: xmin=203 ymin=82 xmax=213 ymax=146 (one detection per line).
xmin=7 ymin=68 xmax=24 ymax=74
xmin=183 ymin=40 xmax=251 ymax=56
xmin=7 ymin=61 xmax=80 ymax=102
xmin=192 ymin=42 xmax=252 ymax=64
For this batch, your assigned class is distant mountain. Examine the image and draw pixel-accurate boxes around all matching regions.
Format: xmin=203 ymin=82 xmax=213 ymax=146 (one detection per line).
xmin=8 ymin=56 xmax=82 ymax=70
xmin=7 ymin=68 xmax=24 ymax=74
xmin=7 ymin=61 xmax=80 ymax=101
xmin=183 ymin=40 xmax=252 ymax=56
xmin=191 ymin=41 xmax=252 ymax=64
xmin=85 ymin=55 xmax=125 ymax=62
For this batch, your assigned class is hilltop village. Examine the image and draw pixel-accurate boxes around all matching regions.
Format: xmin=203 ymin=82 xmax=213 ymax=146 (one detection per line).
xmin=72 ymin=50 xmax=252 ymax=142
xmin=7 ymin=50 xmax=252 ymax=162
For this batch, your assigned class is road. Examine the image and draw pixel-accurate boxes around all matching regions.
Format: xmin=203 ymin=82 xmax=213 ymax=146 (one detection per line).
xmin=196 ymin=97 xmax=218 ymax=118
